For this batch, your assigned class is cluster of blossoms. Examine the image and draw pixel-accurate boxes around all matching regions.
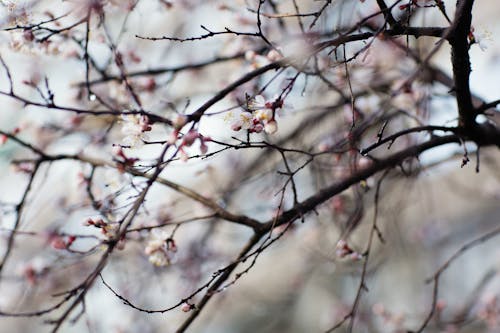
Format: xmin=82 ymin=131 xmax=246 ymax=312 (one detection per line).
xmin=245 ymin=49 xmax=283 ymax=69
xmin=144 ymin=231 xmax=178 ymax=267
xmin=48 ymin=233 xmax=76 ymax=250
xmin=121 ymin=114 xmax=152 ymax=148
xmin=84 ymin=218 xmax=119 ymax=240
xmin=229 ymin=95 xmax=282 ymax=134
xmin=335 ymin=239 xmax=363 ymax=260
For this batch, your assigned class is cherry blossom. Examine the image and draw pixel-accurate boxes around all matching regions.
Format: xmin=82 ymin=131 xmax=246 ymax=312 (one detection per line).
xmin=227 ymin=95 xmax=284 ymax=134
xmin=227 ymin=110 xmax=253 ymax=131
xmin=181 ymin=129 xmax=199 ymax=147
xmin=244 ymin=48 xmax=283 ymax=69
xmin=181 ymin=303 xmax=195 ymax=312
xmin=148 ymin=251 xmax=170 ymax=267
xmin=121 ymin=114 xmax=152 ymax=148
xmin=144 ymin=230 xmax=176 ymax=267
xmin=172 ymin=129 xmax=212 ymax=160
xmin=335 ymin=239 xmax=363 ymax=260
xmin=470 ymin=26 xmax=492 ymax=51
xmin=264 ymin=120 xmax=278 ymax=134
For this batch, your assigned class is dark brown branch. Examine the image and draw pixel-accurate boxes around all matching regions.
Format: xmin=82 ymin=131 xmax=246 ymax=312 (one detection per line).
xmin=360 ymin=125 xmax=457 ymax=155
xmin=448 ymin=0 xmax=475 ymax=127
xmin=136 ymin=25 xmax=262 ymax=42
xmin=263 ymin=135 xmax=463 ymax=231
xmin=188 ymin=61 xmax=283 ymax=122
xmin=0 ymin=91 xmax=173 ymax=126
xmin=376 ymin=0 xmax=397 ymax=26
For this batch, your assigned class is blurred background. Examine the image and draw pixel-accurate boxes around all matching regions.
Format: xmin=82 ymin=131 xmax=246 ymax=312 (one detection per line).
xmin=0 ymin=1 xmax=499 ymax=332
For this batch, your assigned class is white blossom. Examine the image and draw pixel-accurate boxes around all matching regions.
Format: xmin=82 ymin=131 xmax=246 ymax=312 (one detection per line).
xmin=227 ymin=110 xmax=253 ymax=131
xmin=148 ymin=251 xmax=170 ymax=267
xmin=121 ymin=114 xmax=150 ymax=148
xmin=144 ymin=230 xmax=172 ymax=267
xmin=264 ymin=120 xmax=278 ymax=134
xmin=473 ymin=28 xmax=492 ymax=51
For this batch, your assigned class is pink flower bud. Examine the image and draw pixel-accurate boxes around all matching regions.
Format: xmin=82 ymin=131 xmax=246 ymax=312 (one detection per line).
xmin=181 ymin=303 xmax=192 ymax=312
xmin=24 ymin=265 xmax=37 ymax=285
xmin=200 ymin=141 xmax=208 ymax=155
xmin=50 ymin=236 xmax=67 ymax=250
xmin=252 ymin=123 xmax=264 ymax=133
xmin=84 ymin=218 xmax=94 ymax=226
xmin=436 ymin=299 xmax=447 ymax=311
xmin=23 ymin=30 xmax=35 ymax=42
xmin=66 ymin=235 xmax=76 ymax=247
xmin=182 ymin=130 xmax=199 ymax=147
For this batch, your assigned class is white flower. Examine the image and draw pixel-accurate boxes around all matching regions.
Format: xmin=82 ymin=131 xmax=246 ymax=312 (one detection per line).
xmin=148 ymin=251 xmax=170 ymax=267
xmin=248 ymin=95 xmax=271 ymax=111
xmin=121 ymin=114 xmax=149 ymax=148
xmin=144 ymin=230 xmax=173 ymax=266
xmin=247 ymin=95 xmax=284 ymax=134
xmin=264 ymin=120 xmax=278 ymax=134
xmin=254 ymin=108 xmax=273 ymax=122
xmin=226 ymin=95 xmax=284 ymax=134
xmin=227 ymin=110 xmax=253 ymax=131
xmin=144 ymin=238 xmax=165 ymax=255
xmin=473 ymin=28 xmax=492 ymax=51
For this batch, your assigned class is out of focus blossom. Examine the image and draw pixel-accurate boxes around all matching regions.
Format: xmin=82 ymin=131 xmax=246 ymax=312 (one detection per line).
xmin=121 ymin=114 xmax=151 ymax=148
